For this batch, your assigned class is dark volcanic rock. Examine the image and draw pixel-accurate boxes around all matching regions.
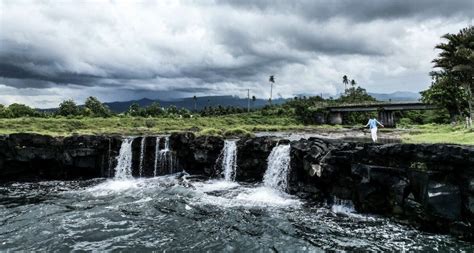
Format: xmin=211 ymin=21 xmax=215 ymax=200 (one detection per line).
xmin=170 ymin=132 xmax=224 ymax=177
xmin=0 ymin=134 xmax=122 ymax=181
xmin=1 ymin=132 xmax=473 ymax=240
xmin=289 ymin=137 xmax=474 ymax=240
xmin=235 ymin=136 xmax=278 ymax=182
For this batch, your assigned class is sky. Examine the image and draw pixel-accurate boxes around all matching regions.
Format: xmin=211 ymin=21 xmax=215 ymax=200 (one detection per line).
xmin=0 ymin=0 xmax=473 ymax=108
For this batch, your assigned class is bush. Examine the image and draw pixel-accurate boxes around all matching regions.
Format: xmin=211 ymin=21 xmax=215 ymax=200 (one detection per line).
xmin=145 ymin=119 xmax=156 ymax=128
xmin=2 ymin=103 xmax=39 ymax=118
xmin=223 ymin=128 xmax=253 ymax=137
xmin=199 ymin=128 xmax=223 ymax=136
xmin=397 ymin=118 xmax=413 ymax=128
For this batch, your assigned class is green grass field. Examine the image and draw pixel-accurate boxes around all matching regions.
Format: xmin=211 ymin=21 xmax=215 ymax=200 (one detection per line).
xmin=0 ymin=114 xmax=336 ymax=137
xmin=400 ymin=124 xmax=474 ymax=145
xmin=0 ymin=116 xmax=472 ymax=145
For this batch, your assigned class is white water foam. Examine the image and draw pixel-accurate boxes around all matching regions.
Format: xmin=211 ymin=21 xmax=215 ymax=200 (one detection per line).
xmin=193 ymin=180 xmax=240 ymax=192
xmin=192 ymin=180 xmax=300 ymax=208
xmin=331 ymin=197 xmax=369 ymax=219
xmin=234 ymin=186 xmax=301 ymax=207
xmin=263 ymin=144 xmax=291 ymax=191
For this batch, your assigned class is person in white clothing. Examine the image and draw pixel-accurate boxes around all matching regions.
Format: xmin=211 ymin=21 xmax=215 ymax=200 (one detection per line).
xmin=365 ymin=118 xmax=384 ymax=142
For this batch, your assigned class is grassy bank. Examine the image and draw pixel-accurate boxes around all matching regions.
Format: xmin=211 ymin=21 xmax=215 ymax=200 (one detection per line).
xmin=400 ymin=124 xmax=474 ymax=145
xmin=1 ymin=117 xmax=472 ymax=145
xmin=0 ymin=114 xmax=339 ymax=136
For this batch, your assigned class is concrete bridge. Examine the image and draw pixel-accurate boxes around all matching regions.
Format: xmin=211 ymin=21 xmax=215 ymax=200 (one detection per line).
xmin=326 ymin=102 xmax=437 ymax=127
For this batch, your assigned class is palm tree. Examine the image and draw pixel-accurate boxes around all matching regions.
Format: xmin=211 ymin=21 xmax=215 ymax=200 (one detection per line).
xmin=432 ymin=26 xmax=473 ymax=126
xmin=342 ymin=75 xmax=349 ymax=91
xmin=193 ymin=95 xmax=197 ymax=112
xmin=351 ymin=79 xmax=357 ymax=87
xmin=269 ymin=75 xmax=275 ymax=105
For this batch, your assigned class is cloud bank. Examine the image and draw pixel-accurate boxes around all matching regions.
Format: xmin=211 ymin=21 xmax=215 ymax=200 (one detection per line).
xmin=0 ymin=0 xmax=472 ymax=107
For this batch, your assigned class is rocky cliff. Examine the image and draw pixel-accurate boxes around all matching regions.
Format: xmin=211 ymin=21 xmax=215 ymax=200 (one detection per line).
xmin=0 ymin=133 xmax=122 ymax=180
xmin=0 ymin=132 xmax=472 ymax=240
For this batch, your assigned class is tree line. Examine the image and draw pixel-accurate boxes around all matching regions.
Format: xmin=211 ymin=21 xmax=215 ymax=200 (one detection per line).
xmin=0 ymin=96 xmax=256 ymax=118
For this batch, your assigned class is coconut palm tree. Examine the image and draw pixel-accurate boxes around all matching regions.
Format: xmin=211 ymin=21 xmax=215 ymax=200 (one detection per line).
xmin=269 ymin=75 xmax=275 ymax=105
xmin=431 ymin=26 xmax=473 ymax=126
xmin=351 ymin=79 xmax=357 ymax=87
xmin=342 ymin=75 xmax=349 ymax=91
xmin=193 ymin=95 xmax=197 ymax=112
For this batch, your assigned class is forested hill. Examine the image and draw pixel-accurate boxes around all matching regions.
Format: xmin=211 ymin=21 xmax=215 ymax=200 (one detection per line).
xmin=103 ymin=96 xmax=288 ymax=113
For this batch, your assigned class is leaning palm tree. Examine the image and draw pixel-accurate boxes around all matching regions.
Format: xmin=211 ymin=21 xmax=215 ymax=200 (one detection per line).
xmin=342 ymin=75 xmax=349 ymax=91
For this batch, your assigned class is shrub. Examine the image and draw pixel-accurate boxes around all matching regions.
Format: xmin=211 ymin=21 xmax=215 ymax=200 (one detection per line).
xmin=397 ymin=118 xmax=413 ymax=128
xmin=199 ymin=128 xmax=223 ymax=136
xmin=145 ymin=119 xmax=156 ymax=128
xmin=223 ymin=128 xmax=253 ymax=138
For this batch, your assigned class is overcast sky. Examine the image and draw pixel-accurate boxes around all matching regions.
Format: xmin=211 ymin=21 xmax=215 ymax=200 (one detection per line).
xmin=0 ymin=0 xmax=473 ymax=108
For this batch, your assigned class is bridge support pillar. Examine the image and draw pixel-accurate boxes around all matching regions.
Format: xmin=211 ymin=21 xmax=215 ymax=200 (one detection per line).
xmin=378 ymin=111 xmax=395 ymax=127
xmin=329 ymin=112 xmax=343 ymax=125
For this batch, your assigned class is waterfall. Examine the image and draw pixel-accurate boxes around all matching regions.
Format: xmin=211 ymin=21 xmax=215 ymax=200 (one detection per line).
xmin=153 ymin=136 xmax=175 ymax=176
xmin=107 ymin=138 xmax=113 ymax=177
xmin=220 ymin=140 xmax=238 ymax=181
xmin=114 ymin=138 xmax=134 ymax=179
xmin=164 ymin=136 xmax=170 ymax=150
xmin=138 ymin=137 xmax=146 ymax=177
xmin=263 ymin=144 xmax=291 ymax=191
xmin=153 ymin=137 xmax=160 ymax=177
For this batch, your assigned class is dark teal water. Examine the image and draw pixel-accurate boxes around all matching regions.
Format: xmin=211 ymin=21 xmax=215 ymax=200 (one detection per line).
xmin=0 ymin=176 xmax=470 ymax=252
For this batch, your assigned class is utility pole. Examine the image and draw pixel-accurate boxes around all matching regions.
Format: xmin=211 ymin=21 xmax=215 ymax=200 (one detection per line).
xmin=247 ymin=89 xmax=250 ymax=112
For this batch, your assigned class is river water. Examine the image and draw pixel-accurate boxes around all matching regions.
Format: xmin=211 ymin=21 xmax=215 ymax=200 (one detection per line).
xmin=0 ymin=176 xmax=470 ymax=252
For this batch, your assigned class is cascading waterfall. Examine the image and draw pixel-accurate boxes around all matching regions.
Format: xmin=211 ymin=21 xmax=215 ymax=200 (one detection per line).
xmin=153 ymin=136 xmax=175 ymax=176
xmin=220 ymin=140 xmax=238 ymax=181
xmin=263 ymin=144 xmax=291 ymax=191
xmin=153 ymin=136 xmax=160 ymax=177
xmin=138 ymin=137 xmax=146 ymax=177
xmin=114 ymin=138 xmax=134 ymax=179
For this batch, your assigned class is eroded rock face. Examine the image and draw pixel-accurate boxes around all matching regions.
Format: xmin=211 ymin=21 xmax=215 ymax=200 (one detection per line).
xmin=289 ymin=138 xmax=474 ymax=240
xmin=170 ymin=132 xmax=224 ymax=177
xmin=0 ymin=134 xmax=122 ymax=180
xmin=235 ymin=136 xmax=278 ymax=182
xmin=1 ymin=132 xmax=473 ymax=240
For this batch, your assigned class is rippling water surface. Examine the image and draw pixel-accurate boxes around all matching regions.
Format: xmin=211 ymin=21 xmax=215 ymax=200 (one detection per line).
xmin=0 ymin=176 xmax=470 ymax=252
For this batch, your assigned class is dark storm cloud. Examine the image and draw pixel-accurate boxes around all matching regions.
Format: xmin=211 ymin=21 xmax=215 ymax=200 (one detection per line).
xmin=219 ymin=0 xmax=474 ymax=22
xmin=0 ymin=0 xmax=472 ymax=107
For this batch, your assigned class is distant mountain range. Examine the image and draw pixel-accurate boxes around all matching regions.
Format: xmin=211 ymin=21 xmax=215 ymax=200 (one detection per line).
xmin=368 ymin=91 xmax=420 ymax=102
xmin=102 ymin=92 xmax=420 ymax=112
xmin=103 ymin=96 xmax=287 ymax=113
xmin=41 ymin=91 xmax=421 ymax=113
